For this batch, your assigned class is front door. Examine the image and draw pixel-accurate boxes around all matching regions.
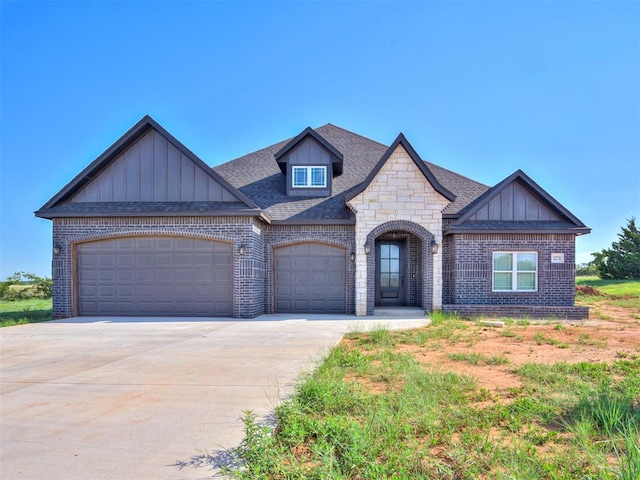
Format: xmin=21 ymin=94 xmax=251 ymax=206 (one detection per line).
xmin=375 ymin=240 xmax=406 ymax=306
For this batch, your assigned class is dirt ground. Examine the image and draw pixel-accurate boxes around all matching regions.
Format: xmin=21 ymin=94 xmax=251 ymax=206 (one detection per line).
xmin=397 ymin=298 xmax=640 ymax=397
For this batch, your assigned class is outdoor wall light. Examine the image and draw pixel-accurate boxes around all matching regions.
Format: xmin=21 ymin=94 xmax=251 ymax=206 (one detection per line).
xmin=53 ymin=245 xmax=61 ymax=256
xmin=238 ymin=244 xmax=246 ymax=256
xmin=350 ymin=252 xmax=356 ymax=262
xmin=431 ymin=238 xmax=439 ymax=254
xmin=364 ymin=244 xmax=371 ymax=255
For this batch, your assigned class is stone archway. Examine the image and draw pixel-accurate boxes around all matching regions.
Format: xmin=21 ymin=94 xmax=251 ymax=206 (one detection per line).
xmin=364 ymin=220 xmax=436 ymax=315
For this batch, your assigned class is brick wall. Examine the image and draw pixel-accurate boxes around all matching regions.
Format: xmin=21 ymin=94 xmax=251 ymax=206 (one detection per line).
xmin=51 ymin=216 xmax=264 ymax=319
xmin=442 ymin=232 xmax=588 ymax=319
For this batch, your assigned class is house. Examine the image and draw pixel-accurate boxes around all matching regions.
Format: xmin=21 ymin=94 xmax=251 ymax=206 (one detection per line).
xmin=36 ymin=116 xmax=590 ymax=320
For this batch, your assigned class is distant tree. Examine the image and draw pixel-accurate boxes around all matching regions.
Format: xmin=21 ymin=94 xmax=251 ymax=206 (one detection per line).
xmin=592 ymin=217 xmax=640 ymax=279
xmin=575 ymin=262 xmax=598 ymax=276
xmin=0 ymin=272 xmax=52 ymax=300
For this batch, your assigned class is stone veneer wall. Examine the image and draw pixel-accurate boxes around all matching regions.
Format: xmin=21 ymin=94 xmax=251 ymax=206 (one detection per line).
xmin=51 ymin=216 xmax=264 ymax=319
xmin=347 ymin=144 xmax=450 ymax=315
xmin=263 ymin=224 xmax=356 ymax=314
xmin=442 ymin=232 xmax=588 ymax=319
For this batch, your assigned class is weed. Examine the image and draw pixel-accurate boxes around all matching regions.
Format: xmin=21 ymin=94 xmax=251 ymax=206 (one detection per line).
xmin=534 ymin=332 xmax=569 ymax=349
xmin=447 ymin=352 xmax=508 ymax=366
xmin=578 ymin=333 xmax=608 ymax=349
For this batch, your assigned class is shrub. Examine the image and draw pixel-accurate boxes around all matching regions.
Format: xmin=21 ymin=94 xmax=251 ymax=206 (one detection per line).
xmin=576 ymin=262 xmax=598 ymax=276
xmin=0 ymin=272 xmax=52 ymax=300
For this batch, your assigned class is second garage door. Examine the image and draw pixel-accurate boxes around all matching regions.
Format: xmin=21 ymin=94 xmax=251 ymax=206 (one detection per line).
xmin=76 ymin=236 xmax=233 ymax=316
xmin=274 ymin=243 xmax=346 ymax=314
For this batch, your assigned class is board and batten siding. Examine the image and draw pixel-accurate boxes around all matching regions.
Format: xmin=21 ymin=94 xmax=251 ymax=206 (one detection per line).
xmin=468 ymin=180 xmax=563 ymax=222
xmin=285 ymin=137 xmax=333 ymax=197
xmin=70 ymin=129 xmax=238 ymax=203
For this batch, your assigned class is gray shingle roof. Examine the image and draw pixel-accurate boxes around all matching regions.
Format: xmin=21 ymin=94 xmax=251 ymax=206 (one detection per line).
xmin=214 ymin=124 xmax=489 ymax=222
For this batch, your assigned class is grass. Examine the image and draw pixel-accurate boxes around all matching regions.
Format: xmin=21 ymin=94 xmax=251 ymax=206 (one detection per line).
xmin=447 ymin=352 xmax=509 ymax=366
xmin=534 ymin=332 xmax=569 ymax=349
xmin=0 ymin=298 xmax=52 ymax=327
xmin=226 ymin=311 xmax=640 ymax=479
xmin=576 ymin=276 xmax=640 ymax=321
xmin=576 ymin=276 xmax=640 ymax=297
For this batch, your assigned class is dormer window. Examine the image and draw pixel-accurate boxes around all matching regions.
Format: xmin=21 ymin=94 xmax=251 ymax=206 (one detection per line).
xmin=292 ymin=166 xmax=327 ymax=188
xmin=274 ymin=127 xmax=343 ymax=197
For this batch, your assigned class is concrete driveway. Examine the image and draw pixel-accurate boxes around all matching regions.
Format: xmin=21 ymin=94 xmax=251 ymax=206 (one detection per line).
xmin=0 ymin=314 xmax=427 ymax=480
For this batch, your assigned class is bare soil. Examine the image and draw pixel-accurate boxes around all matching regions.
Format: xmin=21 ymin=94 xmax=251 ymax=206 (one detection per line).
xmin=352 ymin=297 xmax=640 ymax=398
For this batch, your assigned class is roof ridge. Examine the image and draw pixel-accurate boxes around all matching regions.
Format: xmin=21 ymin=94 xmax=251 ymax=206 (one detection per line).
xmin=314 ymin=123 xmax=389 ymax=149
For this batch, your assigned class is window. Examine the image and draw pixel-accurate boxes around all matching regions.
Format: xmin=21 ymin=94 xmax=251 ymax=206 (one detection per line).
xmin=292 ymin=166 xmax=326 ymax=188
xmin=493 ymin=252 xmax=537 ymax=292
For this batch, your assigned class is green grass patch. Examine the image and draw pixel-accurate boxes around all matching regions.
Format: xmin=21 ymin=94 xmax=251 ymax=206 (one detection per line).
xmin=576 ymin=276 xmax=640 ymax=297
xmin=0 ymin=298 xmax=52 ymax=327
xmin=447 ymin=352 xmax=509 ymax=366
xmin=227 ymin=321 xmax=640 ymax=479
xmin=534 ymin=332 xmax=569 ymax=349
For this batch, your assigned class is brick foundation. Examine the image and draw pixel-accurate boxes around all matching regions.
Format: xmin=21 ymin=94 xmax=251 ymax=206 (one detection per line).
xmin=442 ymin=304 xmax=589 ymax=320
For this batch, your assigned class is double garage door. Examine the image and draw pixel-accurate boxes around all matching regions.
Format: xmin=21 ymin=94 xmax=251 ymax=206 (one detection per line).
xmin=76 ymin=237 xmax=346 ymax=316
xmin=274 ymin=243 xmax=346 ymax=314
xmin=76 ymin=236 xmax=232 ymax=316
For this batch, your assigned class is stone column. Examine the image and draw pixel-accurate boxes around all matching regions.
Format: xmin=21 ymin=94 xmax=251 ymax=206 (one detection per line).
xmin=355 ymin=228 xmax=368 ymax=316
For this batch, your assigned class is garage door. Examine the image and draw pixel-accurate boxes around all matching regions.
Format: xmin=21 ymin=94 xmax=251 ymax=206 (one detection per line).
xmin=274 ymin=243 xmax=346 ymax=313
xmin=76 ymin=236 xmax=232 ymax=316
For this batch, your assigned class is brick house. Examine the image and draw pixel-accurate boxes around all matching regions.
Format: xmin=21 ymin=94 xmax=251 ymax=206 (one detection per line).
xmin=36 ymin=116 xmax=590 ymax=319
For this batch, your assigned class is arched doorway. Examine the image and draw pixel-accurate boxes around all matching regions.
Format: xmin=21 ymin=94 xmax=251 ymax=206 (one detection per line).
xmin=365 ymin=221 xmax=436 ymax=315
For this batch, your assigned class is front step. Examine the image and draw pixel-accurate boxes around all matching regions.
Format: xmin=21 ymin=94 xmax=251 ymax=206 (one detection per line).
xmin=373 ymin=307 xmax=426 ymax=317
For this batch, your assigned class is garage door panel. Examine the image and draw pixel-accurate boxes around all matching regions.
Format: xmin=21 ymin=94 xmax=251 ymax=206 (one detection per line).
xmin=274 ymin=257 xmax=291 ymax=270
xmin=136 ymin=239 xmax=154 ymax=250
xmin=77 ymin=237 xmax=232 ymax=317
xmin=117 ymin=285 xmax=135 ymax=297
xmin=291 ymin=257 xmax=309 ymax=270
xmin=117 ymin=239 xmax=135 ymax=250
xmin=293 ymin=285 xmax=309 ymax=296
xmin=327 ymin=257 xmax=344 ymax=269
xmin=327 ymin=271 xmax=345 ymax=282
xmin=156 ymin=238 xmax=173 ymax=250
xmin=293 ymin=299 xmax=310 ymax=311
xmin=79 ymin=285 xmax=97 ymax=296
xmin=117 ymin=255 xmax=135 ymax=267
xmin=136 ymin=255 xmax=154 ymax=267
xmin=193 ymin=271 xmax=212 ymax=282
xmin=274 ymin=243 xmax=346 ymax=314
xmin=98 ymin=255 xmax=116 ymax=267
xmin=95 ymin=270 xmax=113 ymax=282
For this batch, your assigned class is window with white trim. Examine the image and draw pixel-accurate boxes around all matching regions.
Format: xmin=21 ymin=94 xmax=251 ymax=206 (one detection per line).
xmin=292 ymin=166 xmax=327 ymax=188
xmin=492 ymin=252 xmax=538 ymax=292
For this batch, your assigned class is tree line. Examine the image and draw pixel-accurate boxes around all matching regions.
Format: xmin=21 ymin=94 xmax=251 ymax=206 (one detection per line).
xmin=0 ymin=272 xmax=52 ymax=300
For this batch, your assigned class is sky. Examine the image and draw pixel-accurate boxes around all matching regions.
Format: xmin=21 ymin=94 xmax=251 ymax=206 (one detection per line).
xmin=1 ymin=0 xmax=639 ymax=279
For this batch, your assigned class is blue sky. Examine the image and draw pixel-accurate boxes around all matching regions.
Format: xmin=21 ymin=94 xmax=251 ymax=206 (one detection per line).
xmin=1 ymin=0 xmax=638 ymax=278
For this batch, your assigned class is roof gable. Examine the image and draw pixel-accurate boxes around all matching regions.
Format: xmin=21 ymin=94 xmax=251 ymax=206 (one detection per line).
xmin=274 ymin=127 xmax=344 ymax=176
xmin=447 ymin=170 xmax=590 ymax=234
xmin=36 ymin=116 xmax=259 ymax=216
xmin=346 ymin=133 xmax=456 ymax=202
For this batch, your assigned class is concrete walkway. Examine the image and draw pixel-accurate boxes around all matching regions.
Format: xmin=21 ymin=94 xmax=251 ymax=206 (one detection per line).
xmin=0 ymin=314 xmax=428 ymax=480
